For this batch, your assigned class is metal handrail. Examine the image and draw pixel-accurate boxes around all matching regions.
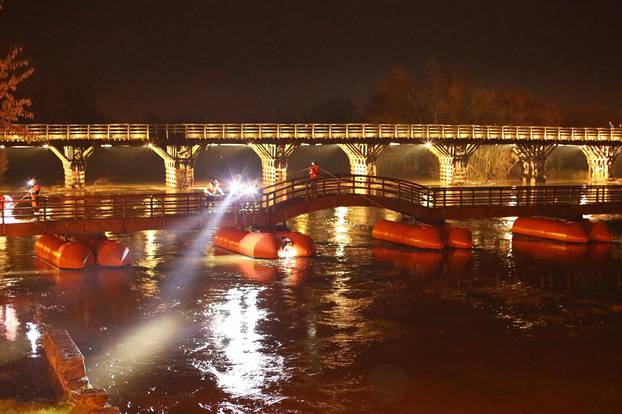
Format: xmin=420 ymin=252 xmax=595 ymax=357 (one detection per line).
xmin=2 ymin=123 xmax=622 ymax=143
xmin=1 ymin=176 xmax=622 ymax=225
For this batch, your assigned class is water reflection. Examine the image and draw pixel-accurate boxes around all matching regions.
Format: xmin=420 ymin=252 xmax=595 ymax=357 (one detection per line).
xmin=0 ymin=304 xmax=18 ymax=342
xmin=1 ymin=210 xmax=622 ymax=412
xmin=333 ymin=206 xmax=350 ymax=257
xmin=190 ymin=287 xmax=286 ymax=402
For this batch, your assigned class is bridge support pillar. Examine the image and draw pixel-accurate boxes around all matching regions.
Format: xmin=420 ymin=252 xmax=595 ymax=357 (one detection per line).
xmin=581 ymin=145 xmax=622 ymax=181
xmin=428 ymin=143 xmax=479 ymax=185
xmin=339 ymin=144 xmax=388 ymax=193
xmin=49 ymin=146 xmax=95 ymax=189
xmin=251 ymin=144 xmax=299 ymax=187
xmin=514 ymin=144 xmax=556 ymax=184
xmin=151 ymin=145 xmax=202 ymax=190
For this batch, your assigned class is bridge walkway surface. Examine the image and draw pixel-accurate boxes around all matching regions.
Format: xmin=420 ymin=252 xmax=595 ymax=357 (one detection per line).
xmin=1 ymin=174 xmax=621 ymax=236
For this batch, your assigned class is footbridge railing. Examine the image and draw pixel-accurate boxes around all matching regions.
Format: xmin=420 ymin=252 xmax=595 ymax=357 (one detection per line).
xmin=3 ymin=123 xmax=622 ymax=143
xmin=1 ymin=176 xmax=622 ymax=232
xmin=260 ymin=175 xmax=622 ymax=210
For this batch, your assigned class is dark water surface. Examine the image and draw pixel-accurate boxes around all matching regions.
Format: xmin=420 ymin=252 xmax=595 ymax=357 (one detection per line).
xmin=1 ymin=207 xmax=622 ymax=413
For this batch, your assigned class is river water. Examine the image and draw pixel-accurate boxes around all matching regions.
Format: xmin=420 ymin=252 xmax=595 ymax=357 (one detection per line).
xmin=1 ymin=207 xmax=622 ymax=413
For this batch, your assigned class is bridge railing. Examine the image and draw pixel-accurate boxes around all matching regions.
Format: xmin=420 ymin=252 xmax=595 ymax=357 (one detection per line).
xmin=260 ymin=174 xmax=622 ymax=210
xmin=3 ymin=123 xmax=622 ymax=142
xmin=0 ymin=192 xmax=259 ymax=225
xmin=2 ymin=176 xmax=622 ymax=227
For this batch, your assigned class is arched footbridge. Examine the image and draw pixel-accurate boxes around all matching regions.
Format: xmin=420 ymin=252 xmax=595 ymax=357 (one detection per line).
xmin=2 ymin=175 xmax=622 ymax=236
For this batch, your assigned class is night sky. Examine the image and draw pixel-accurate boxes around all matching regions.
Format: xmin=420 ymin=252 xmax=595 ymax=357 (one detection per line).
xmin=1 ymin=0 xmax=622 ymax=123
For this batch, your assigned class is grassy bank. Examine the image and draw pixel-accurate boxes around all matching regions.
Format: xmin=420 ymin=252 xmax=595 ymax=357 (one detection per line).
xmin=0 ymin=400 xmax=73 ymax=414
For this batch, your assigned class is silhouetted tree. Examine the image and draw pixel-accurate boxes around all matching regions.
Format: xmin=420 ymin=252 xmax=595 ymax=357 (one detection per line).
xmin=0 ymin=47 xmax=33 ymax=130
xmin=366 ymin=61 xmax=565 ymax=181
xmin=0 ymin=2 xmax=34 ymax=177
xmin=365 ymin=66 xmax=421 ymax=123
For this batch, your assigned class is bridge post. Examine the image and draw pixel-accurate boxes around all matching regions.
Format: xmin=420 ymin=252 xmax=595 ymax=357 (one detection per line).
xmin=48 ymin=146 xmax=94 ymax=189
xmin=251 ymin=144 xmax=299 ymax=187
xmin=513 ymin=144 xmax=556 ymax=184
xmin=339 ymin=144 xmax=388 ymax=193
xmin=151 ymin=145 xmax=202 ymax=190
xmin=428 ymin=144 xmax=479 ymax=185
xmin=580 ymin=145 xmax=622 ymax=181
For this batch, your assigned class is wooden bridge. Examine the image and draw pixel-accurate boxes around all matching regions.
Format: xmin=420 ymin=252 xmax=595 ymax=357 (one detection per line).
xmin=3 ymin=123 xmax=622 ymax=144
xmin=1 ymin=175 xmax=621 ymax=236
xmin=4 ymin=123 xmax=622 ymax=189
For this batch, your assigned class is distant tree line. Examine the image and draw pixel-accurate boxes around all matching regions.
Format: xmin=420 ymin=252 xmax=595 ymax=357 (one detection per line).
xmin=306 ymin=61 xmax=621 ymax=181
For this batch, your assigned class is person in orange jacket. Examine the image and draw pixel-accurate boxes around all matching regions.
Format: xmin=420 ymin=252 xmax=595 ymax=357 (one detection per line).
xmin=308 ymin=162 xmax=320 ymax=197
xmin=308 ymin=161 xmax=320 ymax=180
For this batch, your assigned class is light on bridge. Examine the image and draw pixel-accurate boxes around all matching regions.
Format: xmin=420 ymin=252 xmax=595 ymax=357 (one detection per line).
xmin=424 ymin=141 xmax=433 ymax=148
xmin=390 ymin=142 xmax=400 ymax=146
xmin=101 ymin=144 xmax=112 ymax=148
xmin=42 ymin=144 xmax=49 ymax=149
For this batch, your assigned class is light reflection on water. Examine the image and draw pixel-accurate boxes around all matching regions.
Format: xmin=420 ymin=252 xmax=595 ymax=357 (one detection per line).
xmin=189 ymin=286 xmax=286 ymax=402
xmin=1 ymin=208 xmax=622 ymax=412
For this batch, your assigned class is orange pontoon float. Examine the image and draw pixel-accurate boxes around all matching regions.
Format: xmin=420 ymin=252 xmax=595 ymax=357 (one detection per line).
xmin=372 ymin=220 xmax=473 ymax=250
xmin=372 ymin=220 xmax=446 ymax=250
xmin=74 ymin=234 xmax=132 ymax=267
xmin=34 ymin=235 xmax=95 ymax=270
xmin=444 ymin=225 xmax=473 ymax=249
xmin=214 ymin=226 xmax=316 ymax=259
xmin=511 ymin=217 xmax=589 ymax=243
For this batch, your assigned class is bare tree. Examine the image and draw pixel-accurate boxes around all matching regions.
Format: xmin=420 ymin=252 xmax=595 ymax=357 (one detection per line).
xmin=0 ymin=1 xmax=34 ymax=177
xmin=0 ymin=47 xmax=33 ymax=130
xmin=365 ymin=66 xmax=422 ymax=123
xmin=366 ymin=61 xmax=564 ymax=182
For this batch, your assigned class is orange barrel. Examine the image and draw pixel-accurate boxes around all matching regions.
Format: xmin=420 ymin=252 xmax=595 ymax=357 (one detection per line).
xmin=372 ymin=220 xmax=446 ymax=250
xmin=238 ymin=232 xmax=281 ymax=259
xmin=274 ymin=231 xmax=316 ymax=257
xmin=34 ymin=235 xmax=95 ymax=270
xmin=214 ymin=228 xmax=247 ymax=252
xmin=511 ymin=217 xmax=589 ymax=243
xmin=95 ymin=240 xmax=132 ymax=267
xmin=75 ymin=234 xmax=132 ymax=267
xmin=214 ymin=228 xmax=281 ymax=259
xmin=584 ymin=221 xmax=614 ymax=243
xmin=372 ymin=247 xmax=443 ymax=274
xmin=444 ymin=226 xmax=473 ymax=249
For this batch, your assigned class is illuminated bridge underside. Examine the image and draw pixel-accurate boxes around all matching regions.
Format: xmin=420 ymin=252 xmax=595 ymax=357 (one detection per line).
xmin=1 ymin=175 xmax=621 ymax=236
xmin=3 ymin=123 xmax=622 ymax=144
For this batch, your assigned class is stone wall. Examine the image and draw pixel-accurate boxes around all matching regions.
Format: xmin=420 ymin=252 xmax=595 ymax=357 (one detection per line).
xmin=43 ymin=330 xmax=120 ymax=413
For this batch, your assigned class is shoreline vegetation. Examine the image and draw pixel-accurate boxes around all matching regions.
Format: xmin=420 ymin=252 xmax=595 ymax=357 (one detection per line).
xmin=0 ymin=400 xmax=73 ymax=414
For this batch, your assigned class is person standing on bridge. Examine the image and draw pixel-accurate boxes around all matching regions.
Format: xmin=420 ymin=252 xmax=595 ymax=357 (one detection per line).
xmin=308 ymin=161 xmax=320 ymax=197
xmin=28 ymin=179 xmax=41 ymax=217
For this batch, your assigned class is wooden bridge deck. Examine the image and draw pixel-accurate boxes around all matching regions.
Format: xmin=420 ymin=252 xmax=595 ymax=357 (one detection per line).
xmin=2 ymin=175 xmax=621 ymax=236
xmin=2 ymin=123 xmax=622 ymax=145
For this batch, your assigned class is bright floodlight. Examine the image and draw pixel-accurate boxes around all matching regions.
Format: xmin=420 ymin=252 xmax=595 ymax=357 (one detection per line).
xmin=27 ymin=179 xmax=35 ymax=186
xmin=424 ymin=141 xmax=433 ymax=148
xmin=243 ymin=183 xmax=257 ymax=196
